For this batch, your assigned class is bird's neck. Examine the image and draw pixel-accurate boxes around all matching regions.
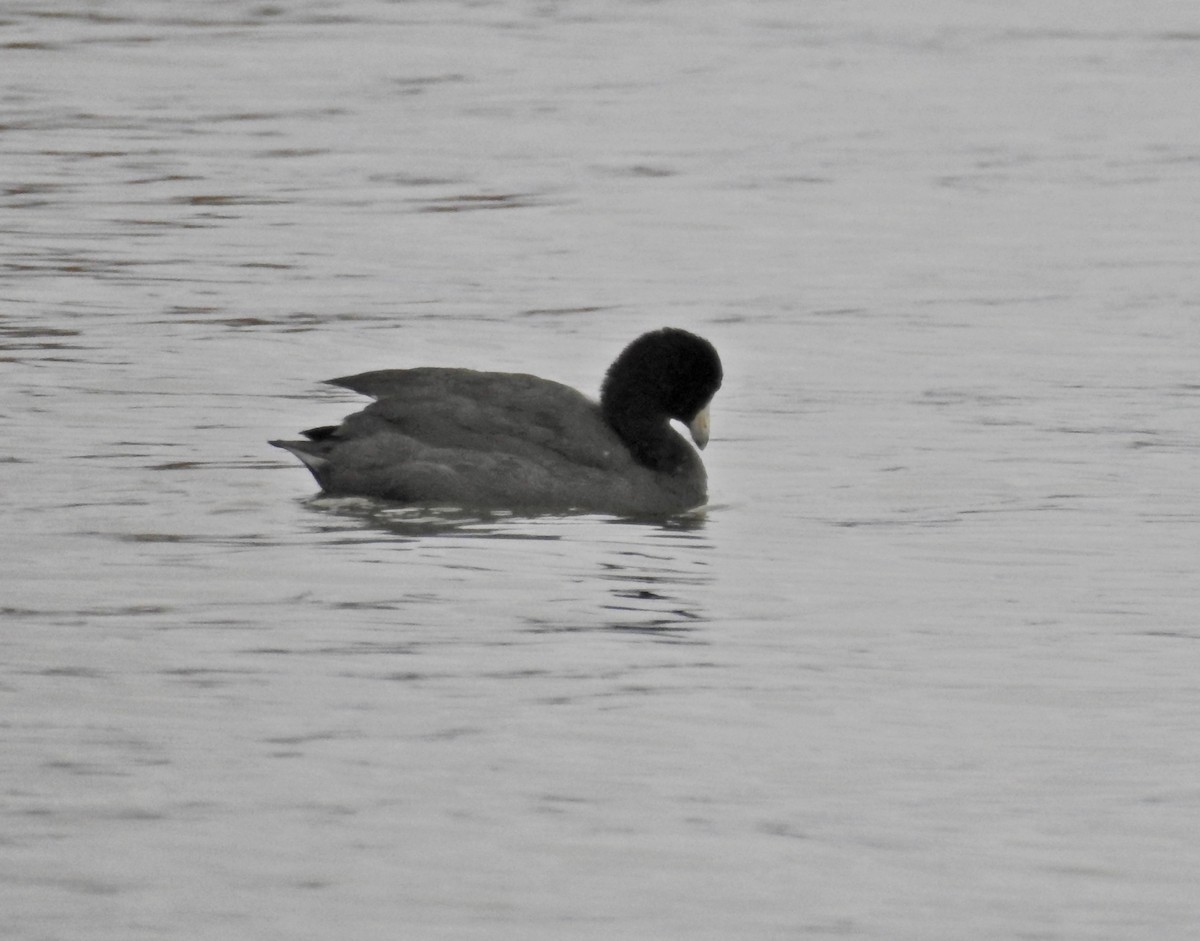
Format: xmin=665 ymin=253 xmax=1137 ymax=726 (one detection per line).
xmin=603 ymin=404 xmax=692 ymax=474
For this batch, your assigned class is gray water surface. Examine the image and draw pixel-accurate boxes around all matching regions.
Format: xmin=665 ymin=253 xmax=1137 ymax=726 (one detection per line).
xmin=4 ymin=2 xmax=1200 ymax=939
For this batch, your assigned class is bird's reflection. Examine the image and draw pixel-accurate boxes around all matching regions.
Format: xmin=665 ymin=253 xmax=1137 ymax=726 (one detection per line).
xmin=296 ymin=497 xmax=714 ymax=638
xmin=586 ymin=514 xmax=712 ymax=638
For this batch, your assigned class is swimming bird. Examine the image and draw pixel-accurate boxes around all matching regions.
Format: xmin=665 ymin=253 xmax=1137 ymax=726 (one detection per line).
xmin=269 ymin=327 xmax=722 ymax=515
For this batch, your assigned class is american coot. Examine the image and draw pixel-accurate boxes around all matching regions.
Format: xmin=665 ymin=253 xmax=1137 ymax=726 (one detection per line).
xmin=270 ymin=327 xmax=722 ymax=515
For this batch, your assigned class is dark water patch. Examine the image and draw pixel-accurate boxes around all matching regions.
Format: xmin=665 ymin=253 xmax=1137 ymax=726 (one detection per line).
xmin=206 ymin=459 xmax=292 ymax=471
xmin=0 ymin=325 xmax=83 ymax=351
xmin=109 ymin=807 xmax=167 ymax=821
xmin=0 ymin=350 xmax=89 ymax=366
xmin=832 ymin=515 xmax=961 ymax=529
xmin=525 ymin=613 xmax=707 ymax=642
xmin=164 ymin=304 xmax=221 ymax=316
xmin=369 ymin=171 xmax=464 ymax=187
xmin=2 ymin=40 xmax=61 ymax=50
xmin=41 ymin=144 xmax=138 ymax=157
xmin=147 ymin=311 xmax=326 ymax=332
xmin=808 ymin=307 xmax=873 ymax=319
xmin=379 ymin=672 xmax=427 ymax=682
xmin=117 ymin=217 xmax=216 ymax=230
xmin=598 ymin=563 xmax=709 ymax=587
xmin=2 ymin=182 xmax=71 ymax=205
xmin=758 ymin=820 xmax=812 ymax=840
xmin=984 ymin=27 xmax=1160 ymax=46
xmin=594 ymin=163 xmax=678 ymax=178
xmin=391 ymin=73 xmax=468 ymax=93
xmin=536 ymin=793 xmax=596 ymax=812
xmin=613 ymin=589 xmax=672 ymax=602
xmin=42 ymin=759 xmax=130 ymax=778
xmin=313 ymin=642 xmax=426 ymax=658
xmin=422 ymin=726 xmax=484 ymax=742
xmin=117 ymin=532 xmax=198 ymax=543
xmin=161 ymin=666 xmax=264 ymax=685
xmin=329 ymin=599 xmax=405 ymax=611
xmin=519 ymin=305 xmax=610 ymax=317
xmin=603 ymin=605 xmax=704 ymax=627
xmin=3 ymin=252 xmax=196 ymax=280
xmin=481 ymin=668 xmax=552 ymax=681
xmin=1 ymin=604 xmax=153 ymax=621
xmin=778 ymin=173 xmax=834 ymax=184
xmin=417 ymin=193 xmax=546 ymax=213
xmin=243 ymin=641 xmax=424 ymax=657
xmin=69 ymin=604 xmax=172 ymax=618
xmin=201 ymin=107 xmax=348 ymax=124
xmin=74 ymin=450 xmax=165 ymax=460
xmin=22 ymin=875 xmax=124 ymax=896
xmin=918 ymin=387 xmax=1025 ymax=408
xmin=263 ymin=730 xmax=359 ymax=746
xmin=174 ymin=194 xmax=288 ymax=206
xmin=35 ymin=666 xmax=107 ymax=679
xmin=25 ymin=10 xmax=134 ymax=25
xmin=936 ymin=172 xmax=1012 ymax=192
xmin=255 ymin=147 xmax=328 ymax=159
xmin=1047 ymin=423 xmax=1162 ymax=437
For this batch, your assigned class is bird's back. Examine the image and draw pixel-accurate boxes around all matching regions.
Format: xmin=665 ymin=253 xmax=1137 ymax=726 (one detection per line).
xmin=270 ymin=367 xmax=703 ymax=513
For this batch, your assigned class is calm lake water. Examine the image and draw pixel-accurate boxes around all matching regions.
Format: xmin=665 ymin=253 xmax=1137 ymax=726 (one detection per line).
xmin=4 ymin=1 xmax=1200 ymax=938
